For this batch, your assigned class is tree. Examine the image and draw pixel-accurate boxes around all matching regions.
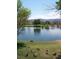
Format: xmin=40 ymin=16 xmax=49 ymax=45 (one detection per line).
xmin=17 ymin=0 xmax=22 ymax=11
xmin=17 ymin=0 xmax=31 ymax=34
xmin=45 ymin=21 xmax=50 ymax=25
xmin=33 ymin=19 xmax=41 ymax=25
xmin=56 ymin=0 xmax=61 ymax=10
xmin=47 ymin=0 xmax=61 ymax=11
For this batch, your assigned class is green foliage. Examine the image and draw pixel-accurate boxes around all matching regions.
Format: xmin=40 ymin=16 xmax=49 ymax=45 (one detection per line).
xmin=17 ymin=0 xmax=31 ymax=34
xmin=17 ymin=7 xmax=31 ymax=29
xmin=17 ymin=42 xmax=26 ymax=49
xmin=17 ymin=0 xmax=22 ymax=11
xmin=45 ymin=21 xmax=50 ymax=25
xmin=33 ymin=19 xmax=41 ymax=25
xmin=29 ymin=40 xmax=34 ymax=43
xmin=56 ymin=0 xmax=61 ymax=10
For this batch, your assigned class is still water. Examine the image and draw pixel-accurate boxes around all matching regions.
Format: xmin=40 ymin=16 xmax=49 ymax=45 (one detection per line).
xmin=17 ymin=27 xmax=61 ymax=41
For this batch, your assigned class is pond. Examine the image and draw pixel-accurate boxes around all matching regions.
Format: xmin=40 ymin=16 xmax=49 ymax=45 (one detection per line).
xmin=17 ymin=27 xmax=61 ymax=41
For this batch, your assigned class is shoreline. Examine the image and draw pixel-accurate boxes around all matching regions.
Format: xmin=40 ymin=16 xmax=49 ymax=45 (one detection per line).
xmin=17 ymin=39 xmax=61 ymax=42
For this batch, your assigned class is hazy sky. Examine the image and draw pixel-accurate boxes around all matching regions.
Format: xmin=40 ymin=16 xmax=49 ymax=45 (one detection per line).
xmin=21 ymin=0 xmax=60 ymax=19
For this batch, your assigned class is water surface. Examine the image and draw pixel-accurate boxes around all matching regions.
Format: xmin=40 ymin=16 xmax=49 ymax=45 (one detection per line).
xmin=17 ymin=27 xmax=61 ymax=41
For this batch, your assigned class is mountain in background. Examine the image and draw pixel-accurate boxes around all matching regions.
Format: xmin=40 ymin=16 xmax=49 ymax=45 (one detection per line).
xmin=28 ymin=19 xmax=61 ymax=22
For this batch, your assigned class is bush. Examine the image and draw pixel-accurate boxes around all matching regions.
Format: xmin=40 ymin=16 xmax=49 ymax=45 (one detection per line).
xmin=29 ymin=40 xmax=34 ymax=43
xmin=17 ymin=42 xmax=26 ymax=49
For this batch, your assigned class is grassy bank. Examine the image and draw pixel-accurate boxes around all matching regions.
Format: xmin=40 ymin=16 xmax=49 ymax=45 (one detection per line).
xmin=17 ymin=40 xmax=61 ymax=59
xmin=25 ymin=24 xmax=50 ymax=28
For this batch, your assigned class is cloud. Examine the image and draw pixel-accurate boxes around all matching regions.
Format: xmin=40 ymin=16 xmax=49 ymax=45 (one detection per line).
xmin=29 ymin=11 xmax=60 ymax=19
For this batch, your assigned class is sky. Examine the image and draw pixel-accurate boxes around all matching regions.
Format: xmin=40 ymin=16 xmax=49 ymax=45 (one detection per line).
xmin=21 ymin=0 xmax=60 ymax=19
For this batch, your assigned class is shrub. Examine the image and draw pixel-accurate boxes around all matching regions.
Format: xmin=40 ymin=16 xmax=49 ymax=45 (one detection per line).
xmin=17 ymin=42 xmax=26 ymax=49
xmin=36 ymin=48 xmax=40 ymax=51
xmin=29 ymin=40 xmax=34 ymax=43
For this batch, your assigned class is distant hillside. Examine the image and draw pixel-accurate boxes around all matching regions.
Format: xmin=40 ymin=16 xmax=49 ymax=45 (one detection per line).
xmin=42 ymin=19 xmax=61 ymax=22
xmin=28 ymin=19 xmax=61 ymax=22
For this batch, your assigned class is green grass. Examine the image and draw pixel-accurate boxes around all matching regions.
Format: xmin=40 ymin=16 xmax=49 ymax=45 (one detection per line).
xmin=25 ymin=24 xmax=49 ymax=27
xmin=17 ymin=40 xmax=61 ymax=59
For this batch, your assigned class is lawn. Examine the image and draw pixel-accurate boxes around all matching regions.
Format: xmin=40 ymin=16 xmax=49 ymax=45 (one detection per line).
xmin=17 ymin=40 xmax=61 ymax=59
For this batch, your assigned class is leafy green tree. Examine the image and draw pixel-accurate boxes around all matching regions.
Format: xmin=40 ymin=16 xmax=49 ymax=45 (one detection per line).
xmin=33 ymin=19 xmax=41 ymax=25
xmin=17 ymin=0 xmax=22 ymax=11
xmin=45 ymin=21 xmax=50 ymax=25
xmin=17 ymin=0 xmax=31 ymax=34
xmin=56 ymin=0 xmax=61 ymax=10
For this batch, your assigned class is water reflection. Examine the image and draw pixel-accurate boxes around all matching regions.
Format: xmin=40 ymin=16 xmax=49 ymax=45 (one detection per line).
xmin=34 ymin=27 xmax=50 ymax=35
xmin=34 ymin=28 xmax=41 ymax=35
xmin=45 ymin=26 xmax=49 ymax=30
xmin=17 ymin=28 xmax=25 ymax=35
xmin=17 ymin=27 xmax=61 ymax=41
